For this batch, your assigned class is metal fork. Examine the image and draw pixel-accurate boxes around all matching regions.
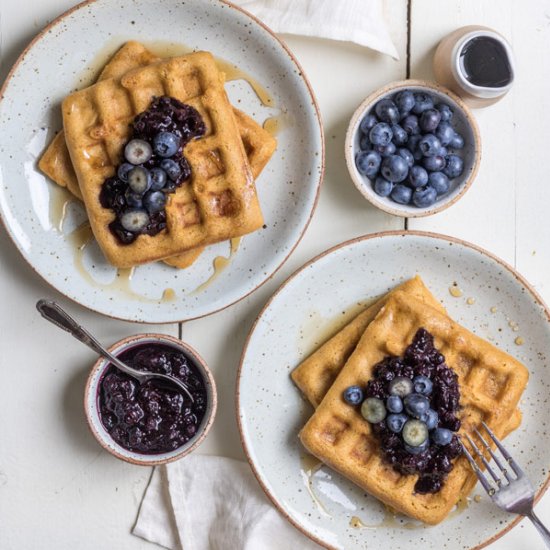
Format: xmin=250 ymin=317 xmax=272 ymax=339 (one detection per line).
xmin=461 ymin=421 xmax=550 ymax=548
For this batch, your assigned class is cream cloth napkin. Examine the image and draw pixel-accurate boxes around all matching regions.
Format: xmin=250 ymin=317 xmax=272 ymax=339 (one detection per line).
xmin=235 ymin=0 xmax=398 ymax=58
xmin=133 ymin=455 xmax=323 ymax=550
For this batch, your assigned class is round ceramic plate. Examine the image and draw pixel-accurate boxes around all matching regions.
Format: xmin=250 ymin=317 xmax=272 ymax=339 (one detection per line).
xmin=0 ymin=0 xmax=323 ymax=323
xmin=237 ymin=231 xmax=550 ymax=550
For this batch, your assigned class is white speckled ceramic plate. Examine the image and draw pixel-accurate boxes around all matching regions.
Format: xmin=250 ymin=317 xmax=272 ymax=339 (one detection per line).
xmin=237 ymin=231 xmax=550 ymax=550
xmin=0 ymin=0 xmax=323 ymax=323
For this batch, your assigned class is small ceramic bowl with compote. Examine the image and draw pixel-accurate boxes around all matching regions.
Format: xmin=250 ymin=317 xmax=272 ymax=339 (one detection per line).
xmin=84 ymin=333 xmax=217 ymax=465
xmin=345 ymin=79 xmax=481 ymax=217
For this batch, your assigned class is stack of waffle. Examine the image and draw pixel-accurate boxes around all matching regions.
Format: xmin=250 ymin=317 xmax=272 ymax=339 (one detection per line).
xmin=292 ymin=276 xmax=528 ymax=524
xmin=39 ymin=41 xmax=276 ymax=268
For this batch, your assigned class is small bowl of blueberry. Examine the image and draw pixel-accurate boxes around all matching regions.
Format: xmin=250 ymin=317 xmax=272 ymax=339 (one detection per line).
xmin=84 ymin=333 xmax=217 ymax=465
xmin=345 ymin=80 xmax=481 ymax=217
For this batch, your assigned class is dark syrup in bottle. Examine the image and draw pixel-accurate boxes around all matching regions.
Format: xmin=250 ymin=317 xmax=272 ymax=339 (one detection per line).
xmin=459 ymin=36 xmax=512 ymax=88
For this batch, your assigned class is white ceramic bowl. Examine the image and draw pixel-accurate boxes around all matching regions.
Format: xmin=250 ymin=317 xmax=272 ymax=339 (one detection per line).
xmin=85 ymin=333 xmax=216 ymax=465
xmin=345 ymin=80 xmax=481 ymax=217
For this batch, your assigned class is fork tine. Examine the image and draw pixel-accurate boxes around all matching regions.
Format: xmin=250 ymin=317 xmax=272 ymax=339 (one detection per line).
xmin=481 ymin=421 xmax=524 ymax=477
xmin=474 ymin=427 xmax=512 ymax=483
xmin=460 ymin=440 xmax=495 ymax=496
xmin=464 ymin=433 xmax=502 ymax=486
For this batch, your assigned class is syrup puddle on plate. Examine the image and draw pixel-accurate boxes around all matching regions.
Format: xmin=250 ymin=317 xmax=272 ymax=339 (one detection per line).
xmin=67 ymin=222 xmax=176 ymax=303
xmin=192 ymin=237 xmax=242 ymax=294
xmin=299 ymin=454 xmax=330 ymax=517
xmin=48 ymin=186 xmax=74 ymax=232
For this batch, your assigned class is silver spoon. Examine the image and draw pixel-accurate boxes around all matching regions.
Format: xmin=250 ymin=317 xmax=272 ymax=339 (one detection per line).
xmin=36 ymin=299 xmax=194 ymax=403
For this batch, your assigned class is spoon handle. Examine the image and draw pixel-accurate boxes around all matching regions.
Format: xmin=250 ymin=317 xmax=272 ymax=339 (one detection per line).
xmin=36 ymin=299 xmax=114 ymax=360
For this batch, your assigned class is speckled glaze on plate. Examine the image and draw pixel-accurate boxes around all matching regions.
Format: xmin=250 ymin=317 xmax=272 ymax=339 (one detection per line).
xmin=237 ymin=231 xmax=550 ymax=550
xmin=0 ymin=0 xmax=323 ymax=323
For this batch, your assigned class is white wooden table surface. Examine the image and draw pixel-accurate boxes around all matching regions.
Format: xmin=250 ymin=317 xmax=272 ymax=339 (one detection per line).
xmin=1 ymin=1 xmax=549 ymax=549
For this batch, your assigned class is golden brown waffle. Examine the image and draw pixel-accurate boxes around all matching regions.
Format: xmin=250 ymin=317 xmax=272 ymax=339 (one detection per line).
xmin=291 ymin=276 xmax=445 ymax=408
xmin=40 ymin=42 xmax=276 ymax=269
xmin=299 ymin=290 xmax=528 ymax=524
xmin=63 ymin=52 xmax=264 ymax=267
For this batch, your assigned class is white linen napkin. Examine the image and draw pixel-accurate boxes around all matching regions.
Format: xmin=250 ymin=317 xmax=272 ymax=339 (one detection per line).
xmin=235 ymin=0 xmax=398 ymax=59
xmin=133 ymin=455 xmax=323 ymax=550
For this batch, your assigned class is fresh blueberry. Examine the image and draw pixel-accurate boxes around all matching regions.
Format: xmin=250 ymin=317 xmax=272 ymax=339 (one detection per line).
xmin=124 ymin=139 xmax=153 ymax=165
xmin=386 ymin=413 xmax=408 ymax=433
xmin=391 ymin=124 xmax=408 ymax=146
xmin=397 ymin=148 xmax=414 ymax=168
xmin=412 ymin=185 xmax=438 ymax=207
xmin=449 ymin=132 xmax=465 ymax=149
xmin=443 ymin=154 xmax=464 ymax=178
xmin=420 ymin=408 xmax=439 ymax=430
xmin=418 ymin=134 xmax=442 ymax=157
xmin=117 ymin=162 xmax=134 ymax=182
xmin=413 ymin=375 xmax=433 ymax=395
xmin=412 ymin=92 xmax=434 ymax=115
xmin=120 ymin=209 xmax=150 ymax=232
xmin=436 ymin=103 xmax=453 ymax=122
xmin=404 ymin=393 xmax=430 ymax=418
xmin=343 ymin=385 xmax=363 ymax=405
xmin=356 ymin=150 xmax=382 ymax=179
xmin=361 ymin=397 xmax=386 ymax=423
xmin=369 ymin=123 xmax=393 ymax=146
xmin=359 ymin=113 xmax=378 ymax=134
xmin=389 ymin=376 xmax=414 ymax=397
xmin=419 ymin=108 xmax=442 ymax=132
xmin=401 ymin=114 xmax=420 ymax=135
xmin=435 ymin=121 xmax=455 ymax=146
xmin=150 ymin=168 xmax=168 ymax=191
xmin=386 ymin=395 xmax=403 ymax=413
xmin=402 ymin=418 xmax=429 ymax=447
xmin=422 ymin=155 xmax=446 ymax=172
xmin=375 ymin=99 xmax=400 ymax=124
xmin=124 ymin=189 xmax=143 ymax=208
xmin=408 ymin=165 xmax=429 ymax=188
xmin=438 ymin=146 xmax=448 ymax=157
xmin=404 ymin=440 xmax=429 ymax=455
xmin=153 ymin=132 xmax=181 ymax=158
xmin=390 ymin=184 xmax=412 ymax=205
xmin=431 ymin=427 xmax=453 ymax=446
xmin=381 ymin=155 xmax=409 ymax=183
xmin=128 ymin=166 xmax=152 ymax=195
xmin=160 ymin=159 xmax=182 ymax=181
xmin=395 ymin=90 xmax=415 ymax=116
xmin=428 ymin=172 xmax=450 ymax=195
xmin=143 ymin=191 xmax=167 ymax=214
xmin=374 ymin=142 xmax=397 ymax=157
xmin=359 ymin=133 xmax=372 ymax=151
xmin=373 ymin=176 xmax=393 ymax=197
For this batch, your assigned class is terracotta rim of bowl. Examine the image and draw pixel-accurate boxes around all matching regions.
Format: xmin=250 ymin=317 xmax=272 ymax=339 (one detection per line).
xmin=344 ymin=79 xmax=482 ymax=218
xmin=236 ymin=229 xmax=550 ymax=550
xmin=84 ymin=333 xmax=217 ymax=466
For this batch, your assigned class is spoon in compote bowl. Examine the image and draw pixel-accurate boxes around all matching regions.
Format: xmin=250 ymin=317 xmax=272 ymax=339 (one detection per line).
xmin=36 ymin=299 xmax=194 ymax=403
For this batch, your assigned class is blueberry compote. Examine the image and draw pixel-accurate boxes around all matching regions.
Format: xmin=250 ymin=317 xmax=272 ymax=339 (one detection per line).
xmin=98 ymin=342 xmax=207 ymax=454
xmin=100 ymin=96 xmax=206 ymax=245
xmin=365 ymin=328 xmax=462 ymax=493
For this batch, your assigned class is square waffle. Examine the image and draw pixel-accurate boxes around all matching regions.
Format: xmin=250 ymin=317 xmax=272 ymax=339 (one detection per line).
xmin=62 ymin=51 xmax=264 ymax=267
xmin=299 ymin=290 xmax=528 ymax=524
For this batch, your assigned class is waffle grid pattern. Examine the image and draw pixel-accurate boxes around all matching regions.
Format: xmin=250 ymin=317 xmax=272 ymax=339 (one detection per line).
xmin=299 ymin=290 xmax=528 ymax=524
xmin=62 ymin=52 xmax=263 ymax=267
